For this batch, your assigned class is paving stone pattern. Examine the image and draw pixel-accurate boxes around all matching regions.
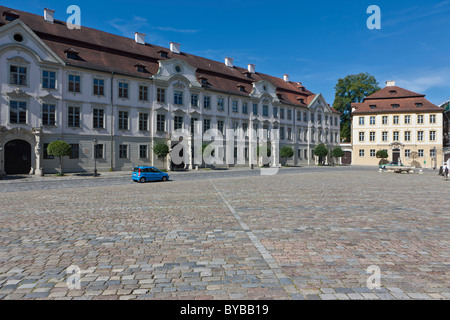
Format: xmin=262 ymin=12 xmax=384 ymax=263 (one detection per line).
xmin=0 ymin=169 xmax=448 ymax=299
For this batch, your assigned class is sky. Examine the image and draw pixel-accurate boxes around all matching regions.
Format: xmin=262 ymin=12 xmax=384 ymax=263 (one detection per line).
xmin=4 ymin=0 xmax=450 ymax=106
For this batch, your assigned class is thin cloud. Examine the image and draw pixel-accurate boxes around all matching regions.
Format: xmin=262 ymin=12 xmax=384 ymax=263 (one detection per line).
xmin=108 ymin=16 xmax=149 ymax=37
xmin=153 ymin=26 xmax=200 ymax=34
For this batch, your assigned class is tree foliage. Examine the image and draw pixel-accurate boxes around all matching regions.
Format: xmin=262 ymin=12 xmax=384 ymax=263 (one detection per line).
xmin=47 ymin=140 xmax=71 ymax=175
xmin=331 ymin=147 xmax=345 ymax=158
xmin=280 ymin=146 xmax=294 ymax=159
xmin=313 ymin=143 xmax=328 ymax=158
xmin=333 ymin=73 xmax=380 ymax=142
xmin=153 ymin=142 xmax=169 ymax=158
xmin=376 ymin=149 xmax=388 ymax=159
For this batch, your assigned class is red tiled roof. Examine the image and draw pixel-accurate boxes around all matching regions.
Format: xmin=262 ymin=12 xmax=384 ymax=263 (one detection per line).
xmin=352 ymin=86 xmax=442 ymax=115
xmin=0 ymin=5 xmax=322 ymax=108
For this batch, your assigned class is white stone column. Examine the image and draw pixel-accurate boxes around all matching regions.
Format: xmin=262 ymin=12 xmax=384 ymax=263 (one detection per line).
xmin=33 ymin=128 xmax=43 ymax=176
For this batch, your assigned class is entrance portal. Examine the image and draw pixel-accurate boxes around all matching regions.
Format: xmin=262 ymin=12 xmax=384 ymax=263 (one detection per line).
xmin=392 ymin=149 xmax=400 ymax=163
xmin=5 ymin=139 xmax=32 ymax=174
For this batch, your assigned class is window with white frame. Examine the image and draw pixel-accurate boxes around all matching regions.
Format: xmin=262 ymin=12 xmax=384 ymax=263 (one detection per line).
xmin=203 ymin=118 xmax=211 ymax=133
xmin=93 ymin=109 xmax=104 ymax=129
xmin=405 ymin=131 xmax=411 ymax=141
xmin=404 ymin=115 xmax=411 ymax=124
xmin=359 ymin=132 xmax=365 ymax=142
xmin=157 ymin=114 xmax=166 ymax=132
xmin=287 ymin=109 xmax=292 ymax=120
xmin=382 ymin=116 xmax=388 ymax=125
xmin=405 ymin=149 xmax=410 ymax=158
xmin=118 ymin=82 xmax=128 ymax=98
xmin=430 ymin=148 xmax=436 ymax=157
xmin=263 ymin=105 xmax=269 ymax=117
xmin=370 ymin=149 xmax=376 ymax=157
xmin=217 ymin=120 xmax=224 ymax=134
xmin=417 ymin=115 xmax=424 ymax=124
xmin=253 ymin=103 xmax=258 ymax=115
xmin=139 ymin=85 xmax=148 ymax=101
xmin=43 ymin=70 xmax=56 ymax=89
xmin=232 ymin=101 xmax=238 ymax=113
xmin=393 ymin=116 xmax=399 ymax=125
xmin=94 ymin=144 xmax=103 ymax=159
xmin=157 ymin=88 xmax=166 ymax=103
xmin=119 ymin=145 xmax=128 ymax=159
xmin=393 ymin=131 xmax=399 ymax=141
xmin=68 ymin=74 xmax=81 ymax=92
xmin=10 ymin=101 xmax=27 ymax=124
xmin=204 ymin=96 xmax=211 ymax=109
xmin=68 ymin=106 xmax=80 ymax=127
xmin=280 ymin=108 xmax=285 ymax=119
xmin=430 ymin=114 xmax=436 ymax=124
xmin=174 ymin=91 xmax=183 ymax=105
xmin=42 ymin=104 xmax=56 ymax=126
xmin=418 ymin=149 xmax=424 ymax=157
xmin=417 ymin=131 xmax=424 ymax=141
xmin=369 ymin=131 xmax=375 ymax=142
xmin=359 ymin=149 xmax=365 ymax=157
xmin=118 ymin=111 xmax=129 ymax=130
xmin=430 ymin=130 xmax=436 ymax=141
xmin=382 ymin=131 xmax=388 ymax=141
xmin=273 ymin=107 xmax=278 ymax=118
xmin=139 ymin=113 xmax=148 ymax=131
xmin=10 ymin=65 xmax=27 ymax=85
xmin=191 ymin=94 xmax=198 ymax=107
xmin=93 ymin=78 xmax=104 ymax=96
xmin=140 ymin=145 xmax=148 ymax=159
xmin=174 ymin=116 xmax=183 ymax=130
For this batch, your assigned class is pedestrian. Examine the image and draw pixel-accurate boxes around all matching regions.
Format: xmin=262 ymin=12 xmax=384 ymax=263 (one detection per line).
xmin=444 ymin=163 xmax=449 ymax=181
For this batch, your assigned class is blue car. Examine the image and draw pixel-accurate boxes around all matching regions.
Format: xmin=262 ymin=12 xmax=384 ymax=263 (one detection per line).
xmin=132 ymin=166 xmax=169 ymax=183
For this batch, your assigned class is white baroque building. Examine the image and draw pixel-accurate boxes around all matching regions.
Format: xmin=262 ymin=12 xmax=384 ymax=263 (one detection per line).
xmin=0 ymin=6 xmax=340 ymax=175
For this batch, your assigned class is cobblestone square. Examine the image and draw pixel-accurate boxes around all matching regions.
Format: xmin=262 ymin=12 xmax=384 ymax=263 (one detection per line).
xmin=0 ymin=168 xmax=449 ymax=300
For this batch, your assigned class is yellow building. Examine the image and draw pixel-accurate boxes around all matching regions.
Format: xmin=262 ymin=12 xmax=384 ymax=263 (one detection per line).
xmin=351 ymin=81 xmax=444 ymax=168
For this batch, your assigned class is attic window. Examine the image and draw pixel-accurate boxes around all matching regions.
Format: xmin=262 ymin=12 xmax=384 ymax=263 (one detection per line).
xmin=134 ymin=63 xmax=147 ymax=73
xmin=158 ymin=50 xmax=168 ymax=58
xmin=296 ymin=97 xmax=304 ymax=104
xmin=3 ymin=10 xmax=19 ymax=22
xmin=391 ymin=104 xmax=400 ymax=108
xmin=389 ymin=90 xmax=397 ymax=94
xmin=243 ymin=71 xmax=252 ymax=78
xmin=416 ymin=103 xmax=423 ymax=108
xmin=369 ymin=105 xmax=377 ymax=109
xmin=277 ymin=94 xmax=282 ymax=99
xmin=64 ymin=48 xmax=79 ymax=60
xmin=199 ymin=76 xmax=208 ymax=85
xmin=237 ymin=84 xmax=245 ymax=92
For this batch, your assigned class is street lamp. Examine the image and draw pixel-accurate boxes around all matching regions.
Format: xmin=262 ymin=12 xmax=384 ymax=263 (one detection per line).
xmin=93 ymin=138 xmax=98 ymax=177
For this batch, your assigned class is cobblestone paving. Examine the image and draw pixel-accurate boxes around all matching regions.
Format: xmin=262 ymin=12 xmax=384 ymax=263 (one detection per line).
xmin=0 ymin=169 xmax=448 ymax=300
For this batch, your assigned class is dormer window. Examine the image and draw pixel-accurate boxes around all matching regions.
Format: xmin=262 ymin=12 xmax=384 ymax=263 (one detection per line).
xmin=243 ymin=71 xmax=252 ymax=78
xmin=369 ymin=105 xmax=377 ymax=109
xmin=158 ymin=50 xmax=169 ymax=58
xmin=277 ymin=94 xmax=282 ymax=100
xmin=391 ymin=104 xmax=400 ymax=108
xmin=134 ymin=63 xmax=147 ymax=73
xmin=389 ymin=90 xmax=397 ymax=95
xmin=199 ymin=75 xmax=208 ymax=85
xmin=3 ymin=10 xmax=19 ymax=22
xmin=416 ymin=103 xmax=423 ymax=108
xmin=237 ymin=84 xmax=245 ymax=92
xmin=64 ymin=48 xmax=79 ymax=60
xmin=296 ymin=97 xmax=305 ymax=104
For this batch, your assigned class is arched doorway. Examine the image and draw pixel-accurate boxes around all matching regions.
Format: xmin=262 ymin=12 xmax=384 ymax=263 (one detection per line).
xmin=5 ymin=139 xmax=31 ymax=174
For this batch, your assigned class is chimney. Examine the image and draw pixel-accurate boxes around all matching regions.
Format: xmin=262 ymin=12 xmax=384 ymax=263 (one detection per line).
xmin=134 ymin=32 xmax=146 ymax=45
xmin=283 ymin=74 xmax=289 ymax=82
xmin=225 ymin=57 xmax=234 ymax=68
xmin=248 ymin=64 xmax=255 ymax=74
xmin=386 ymin=80 xmax=396 ymax=87
xmin=44 ymin=8 xmax=55 ymax=23
xmin=170 ymin=42 xmax=181 ymax=54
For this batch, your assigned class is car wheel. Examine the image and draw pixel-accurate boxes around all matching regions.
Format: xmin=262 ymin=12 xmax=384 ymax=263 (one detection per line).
xmin=162 ymin=176 xmax=168 ymax=182
xmin=139 ymin=177 xmax=146 ymax=183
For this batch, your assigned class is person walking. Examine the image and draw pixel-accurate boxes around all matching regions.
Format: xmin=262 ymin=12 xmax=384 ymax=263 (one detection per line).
xmin=444 ymin=163 xmax=449 ymax=181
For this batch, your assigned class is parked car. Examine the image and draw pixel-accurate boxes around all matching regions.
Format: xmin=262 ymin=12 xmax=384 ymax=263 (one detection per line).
xmin=132 ymin=166 xmax=169 ymax=183
xmin=379 ymin=161 xmax=403 ymax=169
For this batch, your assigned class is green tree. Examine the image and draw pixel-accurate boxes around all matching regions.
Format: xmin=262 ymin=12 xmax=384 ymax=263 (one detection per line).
xmin=332 ymin=147 xmax=345 ymax=158
xmin=313 ymin=143 xmax=328 ymax=165
xmin=333 ymin=73 xmax=380 ymax=142
xmin=47 ymin=140 xmax=71 ymax=176
xmin=153 ymin=142 xmax=169 ymax=158
xmin=376 ymin=149 xmax=389 ymax=165
xmin=280 ymin=146 xmax=294 ymax=164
